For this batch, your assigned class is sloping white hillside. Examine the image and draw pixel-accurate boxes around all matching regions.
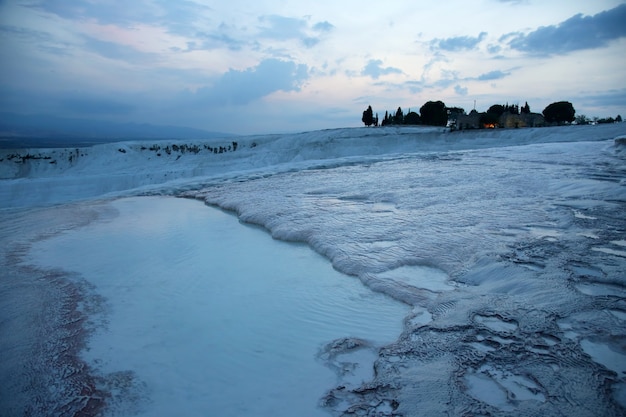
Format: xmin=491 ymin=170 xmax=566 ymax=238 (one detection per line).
xmin=1 ymin=124 xmax=624 ymax=208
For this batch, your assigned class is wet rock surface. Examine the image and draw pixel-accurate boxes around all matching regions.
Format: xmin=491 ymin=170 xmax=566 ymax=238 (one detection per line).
xmin=189 ymin=140 xmax=626 ymax=416
xmin=0 ymin=205 xmax=109 ymax=416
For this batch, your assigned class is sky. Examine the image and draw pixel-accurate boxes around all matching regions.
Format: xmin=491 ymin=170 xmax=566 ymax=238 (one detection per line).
xmin=1 ymin=0 xmax=625 ymax=135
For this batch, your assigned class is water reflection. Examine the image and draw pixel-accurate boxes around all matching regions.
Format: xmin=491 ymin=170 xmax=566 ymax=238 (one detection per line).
xmin=28 ymin=196 xmax=407 ymax=417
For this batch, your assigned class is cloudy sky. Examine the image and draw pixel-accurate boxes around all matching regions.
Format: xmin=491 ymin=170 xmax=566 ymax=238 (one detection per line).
xmin=1 ymin=0 xmax=625 ymax=134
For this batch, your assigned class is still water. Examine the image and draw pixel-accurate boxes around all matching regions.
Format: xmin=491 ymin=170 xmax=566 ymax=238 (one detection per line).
xmin=28 ymin=196 xmax=407 ymax=417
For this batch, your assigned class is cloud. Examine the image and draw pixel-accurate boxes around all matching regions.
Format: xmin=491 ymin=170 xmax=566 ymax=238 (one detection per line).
xmin=29 ymin=0 xmax=209 ymax=31
xmin=361 ymin=59 xmax=402 ymax=79
xmin=487 ymin=44 xmax=502 ymax=54
xmin=0 ymin=24 xmax=51 ymax=43
xmin=30 ymin=0 xmax=159 ymax=26
xmin=194 ymin=23 xmax=247 ymax=51
xmin=0 ymin=23 xmax=74 ymax=56
xmin=405 ymin=65 xmax=511 ymax=94
xmin=0 ymin=83 xmax=140 ymax=118
xmin=257 ymin=15 xmax=333 ymax=48
xmin=431 ymin=32 xmax=487 ymax=51
xmin=476 ymin=70 xmax=510 ymax=81
xmin=83 ymin=36 xmax=155 ymax=63
xmin=454 ymin=85 xmax=468 ymax=96
xmin=193 ymin=59 xmax=309 ymax=106
xmin=258 ymin=15 xmax=306 ymax=39
xmin=405 ymin=80 xmax=424 ymax=94
xmin=506 ymin=4 xmax=626 ymax=55
xmin=578 ymin=88 xmax=626 ymax=108
xmin=160 ymin=1 xmax=213 ymax=35
xmin=313 ymin=21 xmax=334 ymax=32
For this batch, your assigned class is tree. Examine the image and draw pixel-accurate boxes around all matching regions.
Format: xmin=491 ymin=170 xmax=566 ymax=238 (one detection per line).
xmin=597 ymin=117 xmax=615 ymax=124
xmin=420 ymin=100 xmax=447 ymax=126
xmin=404 ymin=111 xmax=421 ymax=125
xmin=382 ymin=111 xmax=390 ymax=126
xmin=616 ymin=115 xmax=623 ymax=122
xmin=395 ymin=107 xmax=404 ymax=124
xmin=521 ymin=101 xmax=531 ymax=114
xmin=575 ymin=114 xmax=590 ymax=125
xmin=362 ymin=105 xmax=374 ymax=127
xmin=542 ymin=101 xmax=575 ymax=124
xmin=507 ymin=104 xmax=519 ymax=115
xmin=487 ymin=104 xmax=506 ymax=117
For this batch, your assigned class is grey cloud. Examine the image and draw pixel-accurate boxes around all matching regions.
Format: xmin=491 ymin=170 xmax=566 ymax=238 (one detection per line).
xmin=195 ymin=23 xmax=247 ymax=51
xmin=579 ymin=88 xmax=626 ymax=108
xmin=302 ymin=37 xmax=320 ymax=48
xmin=362 ymin=59 xmax=402 ymax=79
xmin=375 ymin=80 xmax=423 ymax=94
xmin=404 ymin=80 xmax=424 ymax=94
xmin=401 ymin=65 xmax=511 ymax=94
xmin=30 ymin=0 xmax=210 ymax=32
xmin=31 ymin=1 xmax=331 ymax=51
xmin=313 ymin=21 xmax=335 ymax=32
xmin=30 ymin=0 xmax=159 ymax=26
xmin=159 ymin=1 xmax=213 ymax=35
xmin=487 ymin=44 xmax=502 ymax=54
xmin=83 ymin=36 xmax=155 ymax=64
xmin=431 ymin=32 xmax=487 ymax=52
xmin=0 ymin=25 xmax=51 ymax=43
xmin=454 ymin=85 xmax=468 ymax=96
xmin=433 ymin=78 xmax=458 ymax=89
xmin=477 ymin=70 xmax=510 ymax=81
xmin=257 ymin=15 xmax=333 ymax=48
xmin=498 ymin=32 xmax=518 ymax=43
xmin=0 ymin=24 xmax=74 ymax=56
xmin=506 ymin=4 xmax=626 ymax=55
xmin=194 ymin=59 xmax=309 ymax=106
xmin=0 ymin=84 xmax=138 ymax=118
xmin=421 ymin=52 xmax=449 ymax=77
xmin=258 ymin=15 xmax=307 ymax=39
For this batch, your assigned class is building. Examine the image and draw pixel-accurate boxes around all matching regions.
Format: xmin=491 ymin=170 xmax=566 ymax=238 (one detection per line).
xmin=499 ymin=112 xmax=546 ymax=128
xmin=455 ymin=111 xmax=546 ymax=130
xmin=455 ymin=110 xmax=481 ymax=130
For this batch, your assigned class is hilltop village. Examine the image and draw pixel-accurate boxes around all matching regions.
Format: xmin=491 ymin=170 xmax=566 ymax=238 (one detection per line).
xmin=362 ymin=100 xmax=622 ymax=130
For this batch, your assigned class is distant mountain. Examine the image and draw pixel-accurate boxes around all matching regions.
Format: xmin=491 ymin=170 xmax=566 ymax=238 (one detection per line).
xmin=0 ymin=112 xmax=233 ymax=148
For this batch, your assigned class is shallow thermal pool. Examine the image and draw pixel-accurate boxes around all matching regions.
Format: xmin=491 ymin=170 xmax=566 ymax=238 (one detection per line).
xmin=25 ymin=196 xmax=408 ymax=417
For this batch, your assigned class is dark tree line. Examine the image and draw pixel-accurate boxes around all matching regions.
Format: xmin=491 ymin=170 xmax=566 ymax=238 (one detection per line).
xmin=363 ymin=99 xmax=621 ymax=129
xmin=575 ymin=114 xmax=622 ymax=125
xmin=366 ymin=101 xmax=451 ymax=127
xmin=477 ymin=102 xmax=529 ymax=127
xmin=381 ymin=107 xmax=412 ymax=126
xmin=481 ymin=101 xmax=577 ymax=125
xmin=485 ymin=102 xmax=531 ymax=116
